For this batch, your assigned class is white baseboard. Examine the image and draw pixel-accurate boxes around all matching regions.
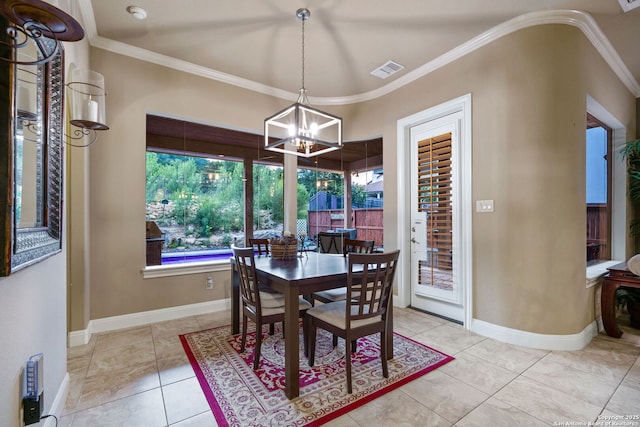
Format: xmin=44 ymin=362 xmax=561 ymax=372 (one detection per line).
xmin=68 ymin=299 xmax=230 ymax=347
xmin=68 ymin=328 xmax=91 ymax=348
xmin=43 ymin=373 xmax=69 ymax=427
xmin=470 ymin=318 xmax=599 ymax=351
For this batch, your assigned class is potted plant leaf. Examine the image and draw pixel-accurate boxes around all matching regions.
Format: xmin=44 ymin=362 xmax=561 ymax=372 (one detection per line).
xmin=620 ymin=138 xmax=640 ymax=239
xmin=618 ymin=138 xmax=640 ymax=328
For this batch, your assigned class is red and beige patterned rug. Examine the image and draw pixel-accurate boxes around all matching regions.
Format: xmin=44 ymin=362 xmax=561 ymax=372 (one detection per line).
xmin=180 ymin=323 xmax=453 ymax=427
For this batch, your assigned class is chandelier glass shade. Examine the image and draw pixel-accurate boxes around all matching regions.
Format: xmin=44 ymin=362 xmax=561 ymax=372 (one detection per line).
xmin=264 ymin=8 xmax=342 ymax=158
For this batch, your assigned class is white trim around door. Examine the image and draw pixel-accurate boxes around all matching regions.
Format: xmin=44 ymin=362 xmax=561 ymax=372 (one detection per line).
xmin=396 ymin=93 xmax=473 ymax=327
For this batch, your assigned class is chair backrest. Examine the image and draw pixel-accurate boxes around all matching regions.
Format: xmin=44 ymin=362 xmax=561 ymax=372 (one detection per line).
xmin=233 ymin=246 xmax=261 ymax=312
xmin=343 ymin=238 xmax=375 ymax=257
xmin=317 ymin=231 xmax=350 ymax=254
xmin=346 ymin=250 xmax=400 ymax=325
xmin=249 ymin=238 xmax=270 ymax=256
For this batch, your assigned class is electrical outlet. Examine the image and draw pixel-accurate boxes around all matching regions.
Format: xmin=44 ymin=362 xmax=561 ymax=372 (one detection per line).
xmin=23 ymin=353 xmax=44 ymax=425
xmin=23 ymin=393 xmax=43 ymax=425
xmin=205 ymin=276 xmax=213 ymax=289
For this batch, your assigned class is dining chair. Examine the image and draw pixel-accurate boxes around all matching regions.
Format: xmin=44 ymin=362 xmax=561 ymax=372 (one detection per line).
xmin=317 ymin=231 xmax=350 ymax=254
xmin=232 ymin=246 xmax=311 ymax=369
xmin=249 ymin=238 xmax=270 ymax=256
xmin=312 ymin=239 xmax=375 ymax=305
xmin=306 ymin=250 xmax=400 ymax=393
xmin=343 ymin=239 xmax=374 ymax=257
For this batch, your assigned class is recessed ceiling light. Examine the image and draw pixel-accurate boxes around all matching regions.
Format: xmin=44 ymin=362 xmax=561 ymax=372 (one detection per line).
xmin=126 ymin=5 xmax=147 ymax=20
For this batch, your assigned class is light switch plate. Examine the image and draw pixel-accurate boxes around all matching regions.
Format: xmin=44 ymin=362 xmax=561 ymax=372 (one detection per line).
xmin=618 ymin=0 xmax=640 ymax=13
xmin=476 ymin=200 xmax=494 ymax=212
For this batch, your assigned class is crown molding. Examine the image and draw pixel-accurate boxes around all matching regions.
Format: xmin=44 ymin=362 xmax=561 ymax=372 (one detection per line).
xmin=333 ymin=9 xmax=640 ymax=103
xmin=76 ymin=3 xmax=640 ymax=104
xmin=89 ymin=35 xmax=298 ymax=101
xmin=77 ymin=0 xmax=97 ymax=39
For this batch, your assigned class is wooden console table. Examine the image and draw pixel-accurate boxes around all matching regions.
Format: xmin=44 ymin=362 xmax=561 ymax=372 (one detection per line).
xmin=601 ymin=262 xmax=640 ymax=338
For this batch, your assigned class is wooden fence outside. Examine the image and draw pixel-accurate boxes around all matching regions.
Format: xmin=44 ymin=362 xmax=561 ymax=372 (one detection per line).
xmin=308 ymin=208 xmax=384 ymax=247
xmin=586 ymin=203 xmax=608 ymax=261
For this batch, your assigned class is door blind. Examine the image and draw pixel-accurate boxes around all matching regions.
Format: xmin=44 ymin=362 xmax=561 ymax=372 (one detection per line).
xmin=417 ymin=133 xmax=453 ymax=279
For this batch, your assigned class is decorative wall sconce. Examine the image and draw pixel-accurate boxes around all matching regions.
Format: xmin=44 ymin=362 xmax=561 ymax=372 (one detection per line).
xmin=65 ymin=68 xmax=109 ymax=147
xmin=0 ymin=0 xmax=85 ymax=65
xmin=0 ymin=1 xmax=108 ymax=148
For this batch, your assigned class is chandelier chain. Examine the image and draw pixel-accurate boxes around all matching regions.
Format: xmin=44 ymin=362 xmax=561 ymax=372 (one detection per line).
xmin=301 ymin=16 xmax=305 ymax=92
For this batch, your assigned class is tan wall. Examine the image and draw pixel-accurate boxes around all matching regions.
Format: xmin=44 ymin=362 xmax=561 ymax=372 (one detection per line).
xmin=354 ymin=24 xmax=635 ymax=335
xmin=391 ymin=24 xmax=635 ymax=334
xmin=76 ymin=24 xmax=636 ymax=336
xmin=0 ymin=1 xmax=88 ymax=424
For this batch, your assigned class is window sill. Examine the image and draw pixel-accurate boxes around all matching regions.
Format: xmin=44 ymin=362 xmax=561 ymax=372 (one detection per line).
xmin=586 ymin=260 xmax=622 ymax=288
xmin=142 ymin=259 xmax=231 ymax=279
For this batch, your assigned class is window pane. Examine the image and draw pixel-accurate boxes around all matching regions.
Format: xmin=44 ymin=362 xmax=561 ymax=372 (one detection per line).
xmin=300 ymin=169 xmax=344 ymax=239
xmin=253 ymin=164 xmax=283 ymax=238
xmin=352 ymin=169 xmax=384 ymax=247
xmin=586 ymin=115 xmax=611 ymax=264
xmin=145 ymin=152 xmax=244 ymax=265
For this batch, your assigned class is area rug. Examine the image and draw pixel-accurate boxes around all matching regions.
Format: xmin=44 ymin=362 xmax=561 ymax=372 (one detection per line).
xmin=180 ymin=324 xmax=453 ymax=427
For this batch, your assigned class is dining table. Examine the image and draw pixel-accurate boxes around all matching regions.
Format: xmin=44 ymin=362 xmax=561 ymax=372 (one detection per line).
xmin=230 ymin=251 xmax=394 ymax=399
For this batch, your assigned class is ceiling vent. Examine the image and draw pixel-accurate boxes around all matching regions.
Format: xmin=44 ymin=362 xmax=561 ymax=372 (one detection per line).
xmin=618 ymin=0 xmax=640 ymax=12
xmin=370 ymin=60 xmax=405 ymax=79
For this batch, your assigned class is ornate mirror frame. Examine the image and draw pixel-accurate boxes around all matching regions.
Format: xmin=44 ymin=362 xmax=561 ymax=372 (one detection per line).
xmin=1 ymin=21 xmax=64 ymax=276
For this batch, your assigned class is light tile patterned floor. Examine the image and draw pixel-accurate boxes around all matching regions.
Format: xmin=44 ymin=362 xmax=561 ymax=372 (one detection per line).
xmin=61 ymin=308 xmax=640 ymax=426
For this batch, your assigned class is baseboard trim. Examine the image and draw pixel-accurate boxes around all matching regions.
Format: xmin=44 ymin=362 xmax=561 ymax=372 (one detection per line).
xmin=68 ymin=299 xmax=230 ymax=347
xmin=68 ymin=328 xmax=91 ymax=348
xmin=43 ymin=373 xmax=69 ymax=427
xmin=470 ymin=318 xmax=598 ymax=351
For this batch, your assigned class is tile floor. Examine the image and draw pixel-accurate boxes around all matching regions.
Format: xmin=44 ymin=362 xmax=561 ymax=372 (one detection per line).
xmin=61 ymin=308 xmax=640 ymax=426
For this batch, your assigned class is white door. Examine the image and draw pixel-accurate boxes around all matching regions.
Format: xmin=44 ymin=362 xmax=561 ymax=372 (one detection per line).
xmin=410 ymin=113 xmax=464 ymax=322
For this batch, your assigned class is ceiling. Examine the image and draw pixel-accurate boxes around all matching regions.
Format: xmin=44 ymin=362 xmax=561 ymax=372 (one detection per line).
xmin=82 ymin=0 xmax=640 ymax=103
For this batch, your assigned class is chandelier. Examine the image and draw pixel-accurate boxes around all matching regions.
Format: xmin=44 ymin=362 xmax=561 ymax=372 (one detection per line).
xmin=264 ymin=8 xmax=342 ymax=158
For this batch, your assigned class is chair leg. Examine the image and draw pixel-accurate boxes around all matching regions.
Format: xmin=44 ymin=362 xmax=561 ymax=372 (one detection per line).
xmin=240 ymin=315 xmax=248 ymax=353
xmin=351 ymin=339 xmax=357 ymax=354
xmin=302 ymin=314 xmax=309 ymax=357
xmin=269 ymin=323 xmax=275 ymax=335
xmin=346 ymin=340 xmax=353 ymax=394
xmin=332 ymin=334 xmax=338 ymax=347
xmin=253 ymin=321 xmax=263 ymax=370
xmin=308 ymin=322 xmax=317 ymax=367
xmin=304 ymin=294 xmax=314 ymax=307
xmin=380 ymin=331 xmax=388 ymax=378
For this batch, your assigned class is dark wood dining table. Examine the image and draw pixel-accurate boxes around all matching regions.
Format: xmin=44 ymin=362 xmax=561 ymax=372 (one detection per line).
xmin=230 ymin=251 xmax=394 ymax=399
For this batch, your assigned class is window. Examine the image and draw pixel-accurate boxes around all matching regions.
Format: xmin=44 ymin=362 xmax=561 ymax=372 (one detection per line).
xmin=301 ymin=169 xmax=345 ymax=238
xmin=253 ymin=164 xmax=284 ymax=236
xmin=351 ymin=169 xmax=384 ymax=245
xmin=145 ymin=152 xmax=245 ymax=265
xmin=586 ymin=113 xmax=612 ymax=264
xmin=144 ymin=114 xmax=382 ymax=267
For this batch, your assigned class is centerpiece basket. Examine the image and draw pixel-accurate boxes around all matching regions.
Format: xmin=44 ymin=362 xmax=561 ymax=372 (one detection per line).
xmin=269 ymin=234 xmax=299 ymax=260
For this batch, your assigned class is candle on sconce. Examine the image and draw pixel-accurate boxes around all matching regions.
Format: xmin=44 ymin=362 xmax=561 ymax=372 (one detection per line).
xmin=83 ymin=99 xmax=98 ymax=123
